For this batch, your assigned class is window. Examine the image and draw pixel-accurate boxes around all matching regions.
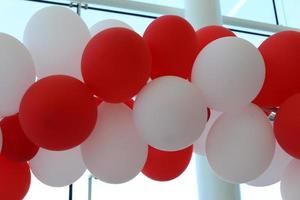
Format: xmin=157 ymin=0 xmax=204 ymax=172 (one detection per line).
xmin=275 ymin=0 xmax=300 ymax=27
xmin=130 ymin=0 xmax=184 ymax=8
xmin=220 ymin=0 xmax=277 ymax=24
xmin=80 ymin=8 xmax=153 ymax=35
xmin=86 ymin=157 xmax=198 ymax=200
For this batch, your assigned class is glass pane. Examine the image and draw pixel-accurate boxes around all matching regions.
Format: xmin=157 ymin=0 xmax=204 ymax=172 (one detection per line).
xmin=220 ymin=0 xmax=277 ymax=24
xmin=275 ymin=0 xmax=300 ymax=28
xmin=87 ymin=156 xmax=198 ymax=200
xmin=24 ymin=172 xmax=69 ymax=200
xmin=240 ymin=183 xmax=282 ymax=200
xmin=81 ymin=8 xmax=153 ymax=35
xmin=0 ymin=0 xmax=74 ymax=40
xmin=73 ymin=172 xmax=90 ymax=200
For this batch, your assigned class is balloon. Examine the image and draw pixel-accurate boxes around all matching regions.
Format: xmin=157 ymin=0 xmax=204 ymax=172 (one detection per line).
xmin=90 ymin=19 xmax=132 ymax=36
xmin=0 ymin=129 xmax=2 ymax=152
xmin=19 ymin=75 xmax=97 ymax=151
xmin=254 ymin=31 xmax=300 ymax=107
xmin=281 ymin=159 xmax=300 ymax=200
xmin=124 ymin=99 xmax=134 ymax=109
xmin=0 ymin=114 xmax=39 ymax=162
xmin=0 ymin=33 xmax=36 ymax=116
xmin=23 ymin=6 xmax=90 ymax=79
xmin=30 ymin=147 xmax=86 ymax=187
xmin=206 ymin=104 xmax=275 ymax=183
xmin=192 ymin=37 xmax=265 ymax=112
xmin=274 ymin=93 xmax=300 ymax=159
xmin=248 ymin=141 xmax=292 ymax=187
xmin=133 ymin=76 xmax=207 ymax=151
xmin=142 ymin=145 xmax=193 ymax=182
xmin=82 ymin=28 xmax=151 ymax=103
xmin=143 ymin=15 xmax=198 ymax=79
xmin=193 ymin=110 xmax=222 ymax=155
xmin=196 ymin=25 xmax=236 ymax=53
xmin=81 ymin=103 xmax=148 ymax=184
xmin=0 ymin=155 xmax=31 ymax=199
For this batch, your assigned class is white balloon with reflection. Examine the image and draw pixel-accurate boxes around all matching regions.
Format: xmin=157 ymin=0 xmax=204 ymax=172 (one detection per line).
xmin=81 ymin=103 xmax=147 ymax=184
xmin=90 ymin=19 xmax=132 ymax=36
xmin=133 ymin=76 xmax=207 ymax=151
xmin=281 ymin=159 xmax=300 ymax=200
xmin=30 ymin=147 xmax=86 ymax=187
xmin=23 ymin=6 xmax=90 ymax=79
xmin=248 ymin=141 xmax=292 ymax=187
xmin=0 ymin=33 xmax=36 ymax=116
xmin=206 ymin=104 xmax=275 ymax=183
xmin=192 ymin=37 xmax=265 ymax=112
xmin=193 ymin=110 xmax=222 ymax=155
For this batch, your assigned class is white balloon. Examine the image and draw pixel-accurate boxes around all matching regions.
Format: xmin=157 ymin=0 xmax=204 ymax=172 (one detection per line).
xmin=0 ymin=33 xmax=36 ymax=116
xmin=90 ymin=19 xmax=133 ymax=37
xmin=81 ymin=103 xmax=147 ymax=184
xmin=23 ymin=6 xmax=90 ymax=79
xmin=30 ymin=147 xmax=86 ymax=187
xmin=193 ymin=110 xmax=222 ymax=155
xmin=281 ymin=159 xmax=300 ymax=200
xmin=248 ymin=141 xmax=292 ymax=187
xmin=133 ymin=76 xmax=207 ymax=151
xmin=206 ymin=104 xmax=275 ymax=183
xmin=192 ymin=37 xmax=265 ymax=112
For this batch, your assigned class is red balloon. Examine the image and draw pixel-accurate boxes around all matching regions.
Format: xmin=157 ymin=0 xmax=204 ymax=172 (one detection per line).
xmin=94 ymin=96 xmax=102 ymax=106
xmin=143 ymin=15 xmax=198 ymax=79
xmin=124 ymin=99 xmax=134 ymax=109
xmin=196 ymin=25 xmax=236 ymax=53
xmin=254 ymin=31 xmax=300 ymax=107
xmin=0 ymin=155 xmax=31 ymax=200
xmin=19 ymin=75 xmax=97 ymax=151
xmin=0 ymin=114 xmax=38 ymax=162
xmin=82 ymin=28 xmax=151 ymax=103
xmin=274 ymin=93 xmax=300 ymax=159
xmin=142 ymin=145 xmax=193 ymax=181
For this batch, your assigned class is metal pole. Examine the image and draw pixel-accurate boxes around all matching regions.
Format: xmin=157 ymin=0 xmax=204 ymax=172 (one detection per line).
xmin=88 ymin=176 xmax=93 ymax=200
xmin=184 ymin=0 xmax=241 ymax=199
xmin=272 ymin=0 xmax=279 ymax=25
xmin=69 ymin=184 xmax=73 ymax=200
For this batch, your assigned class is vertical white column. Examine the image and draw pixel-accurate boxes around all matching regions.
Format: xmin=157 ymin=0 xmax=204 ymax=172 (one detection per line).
xmin=196 ymin=156 xmax=241 ymax=200
xmin=184 ymin=0 xmax=222 ymax=28
xmin=184 ymin=0 xmax=241 ymax=200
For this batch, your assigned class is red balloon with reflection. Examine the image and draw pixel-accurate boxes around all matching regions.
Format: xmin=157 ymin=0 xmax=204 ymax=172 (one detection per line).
xmin=19 ymin=75 xmax=97 ymax=151
xmin=254 ymin=31 xmax=300 ymax=107
xmin=142 ymin=145 xmax=193 ymax=181
xmin=1 ymin=114 xmax=38 ymax=162
xmin=274 ymin=93 xmax=300 ymax=159
xmin=144 ymin=15 xmax=198 ymax=79
xmin=82 ymin=28 xmax=151 ymax=103
xmin=0 ymin=155 xmax=31 ymax=199
xmin=196 ymin=25 xmax=236 ymax=53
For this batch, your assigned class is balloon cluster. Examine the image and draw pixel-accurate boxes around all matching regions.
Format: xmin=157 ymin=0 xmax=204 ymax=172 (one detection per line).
xmin=0 ymin=6 xmax=300 ymax=200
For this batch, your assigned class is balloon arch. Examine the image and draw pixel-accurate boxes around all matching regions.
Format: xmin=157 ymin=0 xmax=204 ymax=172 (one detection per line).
xmin=0 ymin=6 xmax=300 ymax=200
